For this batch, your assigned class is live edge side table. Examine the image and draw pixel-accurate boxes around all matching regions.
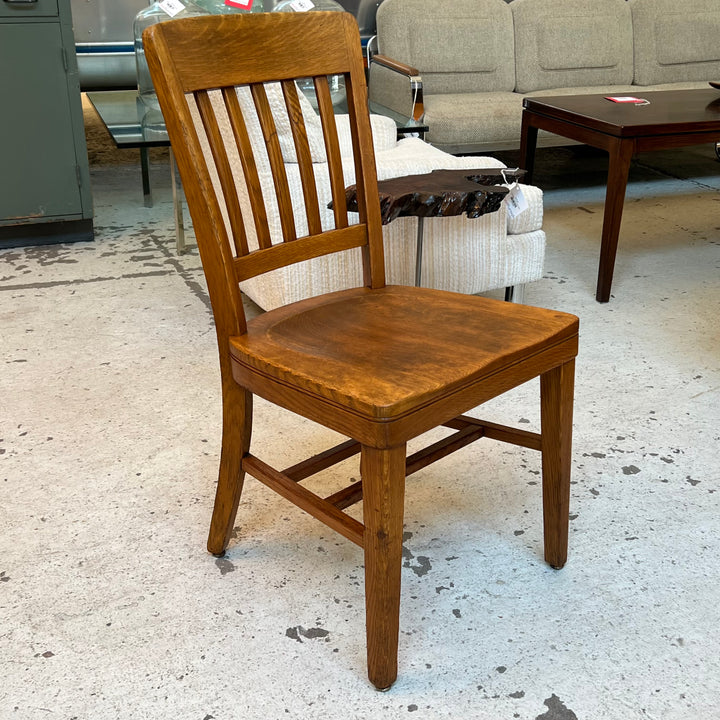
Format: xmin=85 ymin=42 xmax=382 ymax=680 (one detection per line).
xmin=343 ymin=168 xmax=522 ymax=287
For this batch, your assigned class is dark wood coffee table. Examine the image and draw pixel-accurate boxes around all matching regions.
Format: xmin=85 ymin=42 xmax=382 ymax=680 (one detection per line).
xmin=520 ymin=89 xmax=720 ymax=302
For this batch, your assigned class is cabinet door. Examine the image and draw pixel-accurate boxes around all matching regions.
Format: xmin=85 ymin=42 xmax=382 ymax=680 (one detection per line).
xmin=0 ymin=22 xmax=84 ymax=223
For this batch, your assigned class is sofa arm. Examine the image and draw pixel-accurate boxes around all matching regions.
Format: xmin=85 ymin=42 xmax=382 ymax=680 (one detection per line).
xmin=506 ymin=183 xmax=544 ymax=235
xmin=372 ymin=54 xmax=420 ymax=79
xmin=335 ymin=113 xmax=399 ymax=158
xmin=368 ymin=54 xmax=424 ymax=122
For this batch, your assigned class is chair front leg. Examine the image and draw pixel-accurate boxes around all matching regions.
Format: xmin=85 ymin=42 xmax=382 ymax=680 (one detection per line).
xmin=207 ymin=384 xmax=253 ymax=556
xmin=540 ymin=360 xmax=575 ymax=569
xmin=361 ymin=443 xmax=407 ymax=690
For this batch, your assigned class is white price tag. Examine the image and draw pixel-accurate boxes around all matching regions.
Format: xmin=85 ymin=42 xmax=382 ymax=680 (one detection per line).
xmin=158 ymin=0 xmax=186 ymax=17
xmin=289 ymin=0 xmax=315 ymax=10
xmin=505 ymin=183 xmax=528 ymax=219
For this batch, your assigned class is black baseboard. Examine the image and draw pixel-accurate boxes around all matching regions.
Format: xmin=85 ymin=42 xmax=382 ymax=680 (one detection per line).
xmin=0 ymin=219 xmax=94 ymax=249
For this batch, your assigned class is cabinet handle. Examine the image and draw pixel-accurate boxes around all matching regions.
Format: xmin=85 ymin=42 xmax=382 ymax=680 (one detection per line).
xmin=2 ymin=0 xmax=39 ymax=4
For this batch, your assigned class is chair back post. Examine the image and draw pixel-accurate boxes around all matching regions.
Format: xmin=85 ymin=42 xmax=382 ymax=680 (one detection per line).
xmin=144 ymin=18 xmax=247 ymax=350
xmin=336 ymin=18 xmax=386 ymax=288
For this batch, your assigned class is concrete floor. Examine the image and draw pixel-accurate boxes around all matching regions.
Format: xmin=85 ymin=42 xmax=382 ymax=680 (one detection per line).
xmin=1 ymin=109 xmax=719 ymax=719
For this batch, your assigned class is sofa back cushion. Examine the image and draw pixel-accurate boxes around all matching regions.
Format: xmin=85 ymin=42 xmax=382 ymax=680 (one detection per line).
xmin=375 ymin=0 xmax=515 ymax=94
xmin=512 ymin=0 xmax=633 ymax=94
xmin=631 ymin=0 xmax=720 ymax=85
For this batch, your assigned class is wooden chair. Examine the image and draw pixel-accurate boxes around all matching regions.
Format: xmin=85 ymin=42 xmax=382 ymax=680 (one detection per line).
xmin=143 ymin=12 xmax=578 ymax=690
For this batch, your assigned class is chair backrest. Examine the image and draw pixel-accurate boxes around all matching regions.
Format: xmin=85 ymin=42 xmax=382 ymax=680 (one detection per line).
xmin=142 ymin=12 xmax=386 ymax=343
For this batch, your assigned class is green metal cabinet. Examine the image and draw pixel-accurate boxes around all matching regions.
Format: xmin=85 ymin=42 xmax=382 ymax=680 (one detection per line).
xmin=0 ymin=0 xmax=93 ymax=247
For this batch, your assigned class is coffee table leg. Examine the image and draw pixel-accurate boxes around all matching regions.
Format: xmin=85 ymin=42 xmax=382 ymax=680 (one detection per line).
xmin=520 ymin=111 xmax=539 ymax=182
xmin=415 ymin=216 xmax=424 ymax=287
xmin=597 ymin=138 xmax=634 ymax=303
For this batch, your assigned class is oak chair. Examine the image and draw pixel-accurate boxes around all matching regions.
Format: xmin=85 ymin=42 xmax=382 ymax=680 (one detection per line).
xmin=144 ymin=11 xmax=578 ymax=690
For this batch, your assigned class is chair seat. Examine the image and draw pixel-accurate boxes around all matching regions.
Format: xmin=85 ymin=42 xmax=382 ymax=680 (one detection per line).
xmin=229 ymin=285 xmax=578 ymax=421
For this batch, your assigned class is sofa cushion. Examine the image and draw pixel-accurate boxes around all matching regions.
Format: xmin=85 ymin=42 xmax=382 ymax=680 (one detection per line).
xmin=424 ymin=91 xmax=526 ymax=153
xmin=630 ymin=0 xmax=720 ymax=85
xmin=628 ymin=80 xmax=716 ymax=93
xmin=375 ymin=0 xmax=516 ymax=94
xmin=335 ymin=114 xmax=400 ymax=157
xmin=512 ymin=0 xmax=633 ymax=94
xmin=411 ymin=18 xmax=503 ymax=75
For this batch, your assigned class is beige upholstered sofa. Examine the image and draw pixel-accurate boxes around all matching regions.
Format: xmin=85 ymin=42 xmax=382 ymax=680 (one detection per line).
xmin=368 ymin=0 xmax=720 ymax=154
xmin=193 ymin=86 xmax=546 ymax=311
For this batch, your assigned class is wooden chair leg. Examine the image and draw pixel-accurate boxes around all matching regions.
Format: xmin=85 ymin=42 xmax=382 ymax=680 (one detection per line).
xmin=540 ymin=360 xmax=575 ymax=569
xmin=207 ymin=385 xmax=253 ymax=556
xmin=361 ymin=444 xmax=407 ymax=690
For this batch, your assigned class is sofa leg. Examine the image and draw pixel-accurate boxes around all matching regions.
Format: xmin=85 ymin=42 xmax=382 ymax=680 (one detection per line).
xmin=504 ymin=284 xmax=525 ymax=303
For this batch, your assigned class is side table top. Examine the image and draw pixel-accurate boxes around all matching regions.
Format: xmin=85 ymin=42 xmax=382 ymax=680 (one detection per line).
xmin=344 ymin=168 xmax=523 ymax=224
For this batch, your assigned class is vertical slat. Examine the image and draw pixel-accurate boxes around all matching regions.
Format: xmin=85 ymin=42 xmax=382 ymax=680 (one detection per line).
xmin=314 ymin=75 xmax=349 ymax=230
xmin=195 ymin=90 xmax=248 ymax=257
xmin=222 ymin=87 xmax=271 ymax=253
xmin=251 ymin=83 xmax=297 ymax=243
xmin=282 ymin=81 xmax=323 ymax=236
xmin=342 ymin=73 xmax=366 ymax=225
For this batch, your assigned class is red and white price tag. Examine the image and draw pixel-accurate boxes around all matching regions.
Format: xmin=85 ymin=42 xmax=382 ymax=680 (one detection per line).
xmin=158 ymin=0 xmax=186 ymax=17
xmin=225 ymin=0 xmax=254 ymax=8
xmin=605 ymin=96 xmax=647 ymax=104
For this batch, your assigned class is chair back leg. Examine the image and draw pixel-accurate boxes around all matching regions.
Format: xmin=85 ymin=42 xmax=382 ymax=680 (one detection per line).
xmin=207 ymin=387 xmax=253 ymax=556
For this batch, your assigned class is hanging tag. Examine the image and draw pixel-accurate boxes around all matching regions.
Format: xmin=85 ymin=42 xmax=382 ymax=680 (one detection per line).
xmin=158 ymin=0 xmax=186 ymax=17
xmin=499 ymin=168 xmax=527 ymax=218
xmin=289 ymin=0 xmax=315 ymax=10
xmin=505 ymin=184 xmax=528 ymax=219
xmin=225 ymin=0 xmax=254 ymax=8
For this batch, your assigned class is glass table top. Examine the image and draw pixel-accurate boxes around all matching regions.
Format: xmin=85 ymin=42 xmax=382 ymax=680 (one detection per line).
xmin=86 ymin=91 xmax=170 ymax=148
xmin=87 ymin=89 xmax=428 ymax=148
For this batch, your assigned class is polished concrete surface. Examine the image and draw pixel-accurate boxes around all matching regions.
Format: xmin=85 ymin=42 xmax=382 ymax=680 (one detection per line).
xmin=1 ymin=103 xmax=719 ymax=719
